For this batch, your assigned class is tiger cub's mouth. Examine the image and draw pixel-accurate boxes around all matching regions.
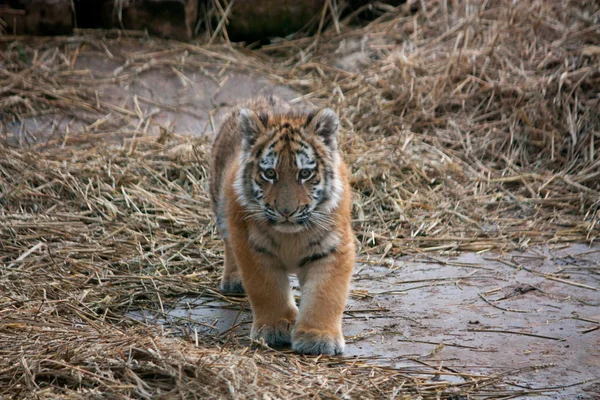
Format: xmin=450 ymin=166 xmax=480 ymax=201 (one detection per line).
xmin=272 ymin=220 xmax=307 ymax=233
xmin=264 ymin=213 xmax=312 ymax=233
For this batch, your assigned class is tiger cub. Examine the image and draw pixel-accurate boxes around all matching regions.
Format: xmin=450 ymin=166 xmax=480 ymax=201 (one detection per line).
xmin=210 ymin=95 xmax=355 ymax=355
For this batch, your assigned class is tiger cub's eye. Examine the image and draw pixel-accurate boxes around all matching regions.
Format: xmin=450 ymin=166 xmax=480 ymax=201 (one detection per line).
xmin=299 ymin=169 xmax=312 ymax=180
xmin=263 ymin=168 xmax=277 ymax=180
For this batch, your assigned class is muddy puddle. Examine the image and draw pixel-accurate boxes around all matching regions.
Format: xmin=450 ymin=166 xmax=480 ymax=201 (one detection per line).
xmin=130 ymin=243 xmax=600 ymax=399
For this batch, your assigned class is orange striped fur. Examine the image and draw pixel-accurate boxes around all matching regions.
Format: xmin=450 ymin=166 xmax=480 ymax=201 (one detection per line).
xmin=210 ymin=96 xmax=355 ymax=355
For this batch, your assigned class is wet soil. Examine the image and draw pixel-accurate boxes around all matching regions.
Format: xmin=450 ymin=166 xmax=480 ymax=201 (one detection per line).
xmin=132 ymin=244 xmax=600 ymax=399
xmin=4 ymin=41 xmax=598 ymax=399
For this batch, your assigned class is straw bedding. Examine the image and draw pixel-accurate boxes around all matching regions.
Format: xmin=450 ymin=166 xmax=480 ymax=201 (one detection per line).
xmin=1 ymin=0 xmax=599 ymax=398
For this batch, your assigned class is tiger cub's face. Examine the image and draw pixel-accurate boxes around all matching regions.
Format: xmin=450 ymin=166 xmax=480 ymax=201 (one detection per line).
xmin=234 ymin=108 xmax=343 ymax=233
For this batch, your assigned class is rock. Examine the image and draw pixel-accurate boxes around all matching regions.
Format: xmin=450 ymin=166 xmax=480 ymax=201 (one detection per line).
xmin=222 ymin=0 xmax=324 ymax=42
xmin=218 ymin=0 xmax=407 ymax=42
xmin=98 ymin=0 xmax=199 ymax=41
xmin=0 ymin=0 xmax=74 ymax=35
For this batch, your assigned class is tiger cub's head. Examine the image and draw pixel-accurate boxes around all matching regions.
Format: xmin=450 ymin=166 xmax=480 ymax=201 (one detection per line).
xmin=234 ymin=107 xmax=343 ymax=233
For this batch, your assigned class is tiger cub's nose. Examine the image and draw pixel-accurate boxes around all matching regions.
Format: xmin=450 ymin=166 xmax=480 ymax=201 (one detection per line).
xmin=276 ymin=206 xmax=296 ymax=217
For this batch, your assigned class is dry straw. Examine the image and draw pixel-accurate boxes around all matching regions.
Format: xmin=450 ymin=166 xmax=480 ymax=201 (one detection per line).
xmin=1 ymin=0 xmax=599 ymax=398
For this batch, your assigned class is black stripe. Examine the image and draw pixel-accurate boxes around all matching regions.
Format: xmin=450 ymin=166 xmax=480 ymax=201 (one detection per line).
xmin=254 ymin=142 xmax=266 ymax=157
xmin=250 ymin=241 xmax=276 ymax=257
xmin=313 ymin=188 xmax=324 ymax=201
xmin=264 ymin=233 xmax=279 ymax=248
xmin=325 ymin=169 xmax=334 ymax=182
xmin=296 ymin=149 xmax=309 ymax=158
xmin=242 ymin=163 xmax=256 ymax=200
xmin=317 ymin=188 xmax=331 ymax=204
xmin=305 ymin=110 xmax=317 ymax=126
xmin=299 ymin=246 xmax=337 ymax=267
xmin=308 ymin=235 xmax=327 ymax=247
xmin=257 ymin=113 xmax=269 ymax=127
xmin=252 ymin=188 xmax=263 ymax=199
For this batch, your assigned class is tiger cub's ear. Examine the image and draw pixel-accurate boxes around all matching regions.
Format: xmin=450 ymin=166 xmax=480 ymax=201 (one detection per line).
xmin=307 ymin=108 xmax=339 ymax=150
xmin=238 ymin=109 xmax=267 ymax=151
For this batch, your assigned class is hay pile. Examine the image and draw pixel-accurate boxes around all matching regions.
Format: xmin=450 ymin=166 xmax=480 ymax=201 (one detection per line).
xmin=1 ymin=0 xmax=599 ymax=398
xmin=262 ymin=0 xmax=600 ymax=255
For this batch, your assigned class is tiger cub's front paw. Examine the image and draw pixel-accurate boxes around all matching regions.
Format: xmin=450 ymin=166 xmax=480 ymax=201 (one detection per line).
xmin=219 ymin=276 xmax=245 ymax=294
xmin=251 ymin=318 xmax=295 ymax=347
xmin=292 ymin=328 xmax=345 ymax=355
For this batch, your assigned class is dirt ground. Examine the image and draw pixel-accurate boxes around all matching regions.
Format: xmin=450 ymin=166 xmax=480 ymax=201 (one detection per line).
xmin=2 ymin=23 xmax=599 ymax=398
xmin=30 ymin=50 xmax=595 ymax=399
xmin=3 ymin=47 xmax=298 ymax=147
xmin=133 ymin=243 xmax=600 ymax=399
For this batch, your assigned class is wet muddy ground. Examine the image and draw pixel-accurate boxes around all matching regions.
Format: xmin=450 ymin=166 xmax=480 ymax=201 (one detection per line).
xmin=133 ymin=243 xmax=600 ymax=399
xmin=4 ymin=41 xmax=599 ymax=399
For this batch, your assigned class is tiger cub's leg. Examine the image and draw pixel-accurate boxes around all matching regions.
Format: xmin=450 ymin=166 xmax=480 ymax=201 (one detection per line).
xmin=233 ymin=249 xmax=299 ymax=346
xmin=292 ymin=249 xmax=354 ymax=355
xmin=219 ymin=241 xmax=244 ymax=293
